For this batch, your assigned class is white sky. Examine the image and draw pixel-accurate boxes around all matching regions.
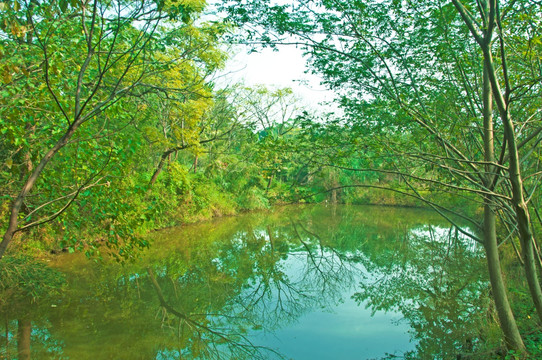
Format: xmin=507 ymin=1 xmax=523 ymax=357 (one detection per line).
xmin=206 ymin=0 xmax=339 ymax=114
xmin=218 ymin=44 xmax=339 ymax=112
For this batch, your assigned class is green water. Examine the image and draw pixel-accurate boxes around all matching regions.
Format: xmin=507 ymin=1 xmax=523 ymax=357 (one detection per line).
xmin=1 ymin=205 xmax=488 ymax=359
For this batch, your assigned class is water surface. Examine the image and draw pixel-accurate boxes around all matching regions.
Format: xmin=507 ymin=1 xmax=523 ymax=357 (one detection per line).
xmin=1 ymin=205 xmax=488 ymax=359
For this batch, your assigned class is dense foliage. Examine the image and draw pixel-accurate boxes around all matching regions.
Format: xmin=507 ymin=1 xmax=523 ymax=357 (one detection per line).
xmin=0 ymin=0 xmax=364 ymax=260
xmin=1 ymin=0 xmax=542 ymax=358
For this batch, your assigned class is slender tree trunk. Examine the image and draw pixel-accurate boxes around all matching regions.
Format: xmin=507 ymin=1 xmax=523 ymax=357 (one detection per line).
xmin=266 ymin=225 xmax=275 ymax=251
xmin=5 ymin=317 xmax=9 ymax=358
xmin=149 ymin=153 xmax=168 ymax=187
xmin=149 ymin=146 xmax=191 ymax=188
xmin=330 ymin=188 xmax=337 ymax=204
xmin=266 ymin=171 xmax=274 ymax=193
xmin=454 ymin=0 xmax=542 ymax=325
xmin=483 ymin=48 xmax=542 ymax=323
xmin=482 ymin=65 xmax=525 ymax=352
xmin=484 ymin=207 xmax=526 ymax=351
xmin=17 ymin=319 xmax=31 ymax=360
xmin=329 ymin=170 xmax=338 ymax=204
xmin=0 ymin=124 xmax=80 ymax=260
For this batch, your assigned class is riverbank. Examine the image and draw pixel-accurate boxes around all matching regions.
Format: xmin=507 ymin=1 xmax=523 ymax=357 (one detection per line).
xmin=6 ymin=180 xmax=482 ymax=260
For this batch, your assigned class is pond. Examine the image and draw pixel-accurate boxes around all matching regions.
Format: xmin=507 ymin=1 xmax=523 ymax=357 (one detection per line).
xmin=1 ymin=205 xmax=489 ymax=359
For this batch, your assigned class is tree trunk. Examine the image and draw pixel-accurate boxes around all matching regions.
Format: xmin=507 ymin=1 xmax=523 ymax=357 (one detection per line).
xmin=17 ymin=319 xmax=31 ymax=360
xmin=5 ymin=318 xmax=10 ymax=358
xmin=266 ymin=225 xmax=275 ymax=251
xmin=149 ymin=153 xmax=168 ymax=187
xmin=329 ymin=170 xmax=338 ymax=204
xmin=484 ymin=207 xmax=526 ymax=351
xmin=0 ymin=123 xmax=80 ymax=260
xmin=266 ymin=171 xmax=274 ymax=193
xmin=483 ymin=47 xmax=542 ymax=324
xmin=482 ymin=64 xmax=525 ymax=352
xmin=453 ymin=0 xmax=542 ymax=326
xmin=149 ymin=147 xmax=190 ymax=188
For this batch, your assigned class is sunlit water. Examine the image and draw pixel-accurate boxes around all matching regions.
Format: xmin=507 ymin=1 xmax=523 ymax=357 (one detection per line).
xmin=1 ymin=205 xmax=488 ymax=359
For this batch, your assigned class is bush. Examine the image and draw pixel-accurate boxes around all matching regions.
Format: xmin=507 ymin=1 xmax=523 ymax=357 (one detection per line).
xmin=0 ymin=255 xmax=65 ymax=305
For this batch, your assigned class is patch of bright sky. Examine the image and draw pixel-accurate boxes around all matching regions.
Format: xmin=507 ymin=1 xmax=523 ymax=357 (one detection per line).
xmin=221 ymin=44 xmax=338 ymax=111
xmin=206 ymin=0 xmax=340 ymax=114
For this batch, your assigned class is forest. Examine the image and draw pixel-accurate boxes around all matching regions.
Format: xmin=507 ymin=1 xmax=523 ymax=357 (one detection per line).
xmin=1 ymin=0 xmax=542 ymax=358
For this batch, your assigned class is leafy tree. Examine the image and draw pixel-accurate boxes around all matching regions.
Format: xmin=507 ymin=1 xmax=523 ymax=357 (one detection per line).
xmin=220 ymin=0 xmax=542 ymax=352
xmin=142 ymin=20 xmax=230 ymax=186
xmin=236 ymin=85 xmax=305 ymax=193
xmin=0 ymin=0 xmax=226 ymax=259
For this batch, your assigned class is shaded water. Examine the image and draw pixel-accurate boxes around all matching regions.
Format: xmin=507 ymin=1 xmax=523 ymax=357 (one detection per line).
xmin=1 ymin=205 xmax=488 ymax=359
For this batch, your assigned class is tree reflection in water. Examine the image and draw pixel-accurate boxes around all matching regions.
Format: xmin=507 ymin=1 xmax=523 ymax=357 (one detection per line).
xmin=352 ymin=225 xmax=488 ymax=359
xmin=0 ymin=205 xmax=488 ymax=359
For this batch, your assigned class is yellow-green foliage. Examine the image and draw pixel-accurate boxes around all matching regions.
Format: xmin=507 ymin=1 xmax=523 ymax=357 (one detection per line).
xmin=167 ymin=162 xmax=191 ymax=195
xmin=166 ymin=0 xmax=207 ymax=13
